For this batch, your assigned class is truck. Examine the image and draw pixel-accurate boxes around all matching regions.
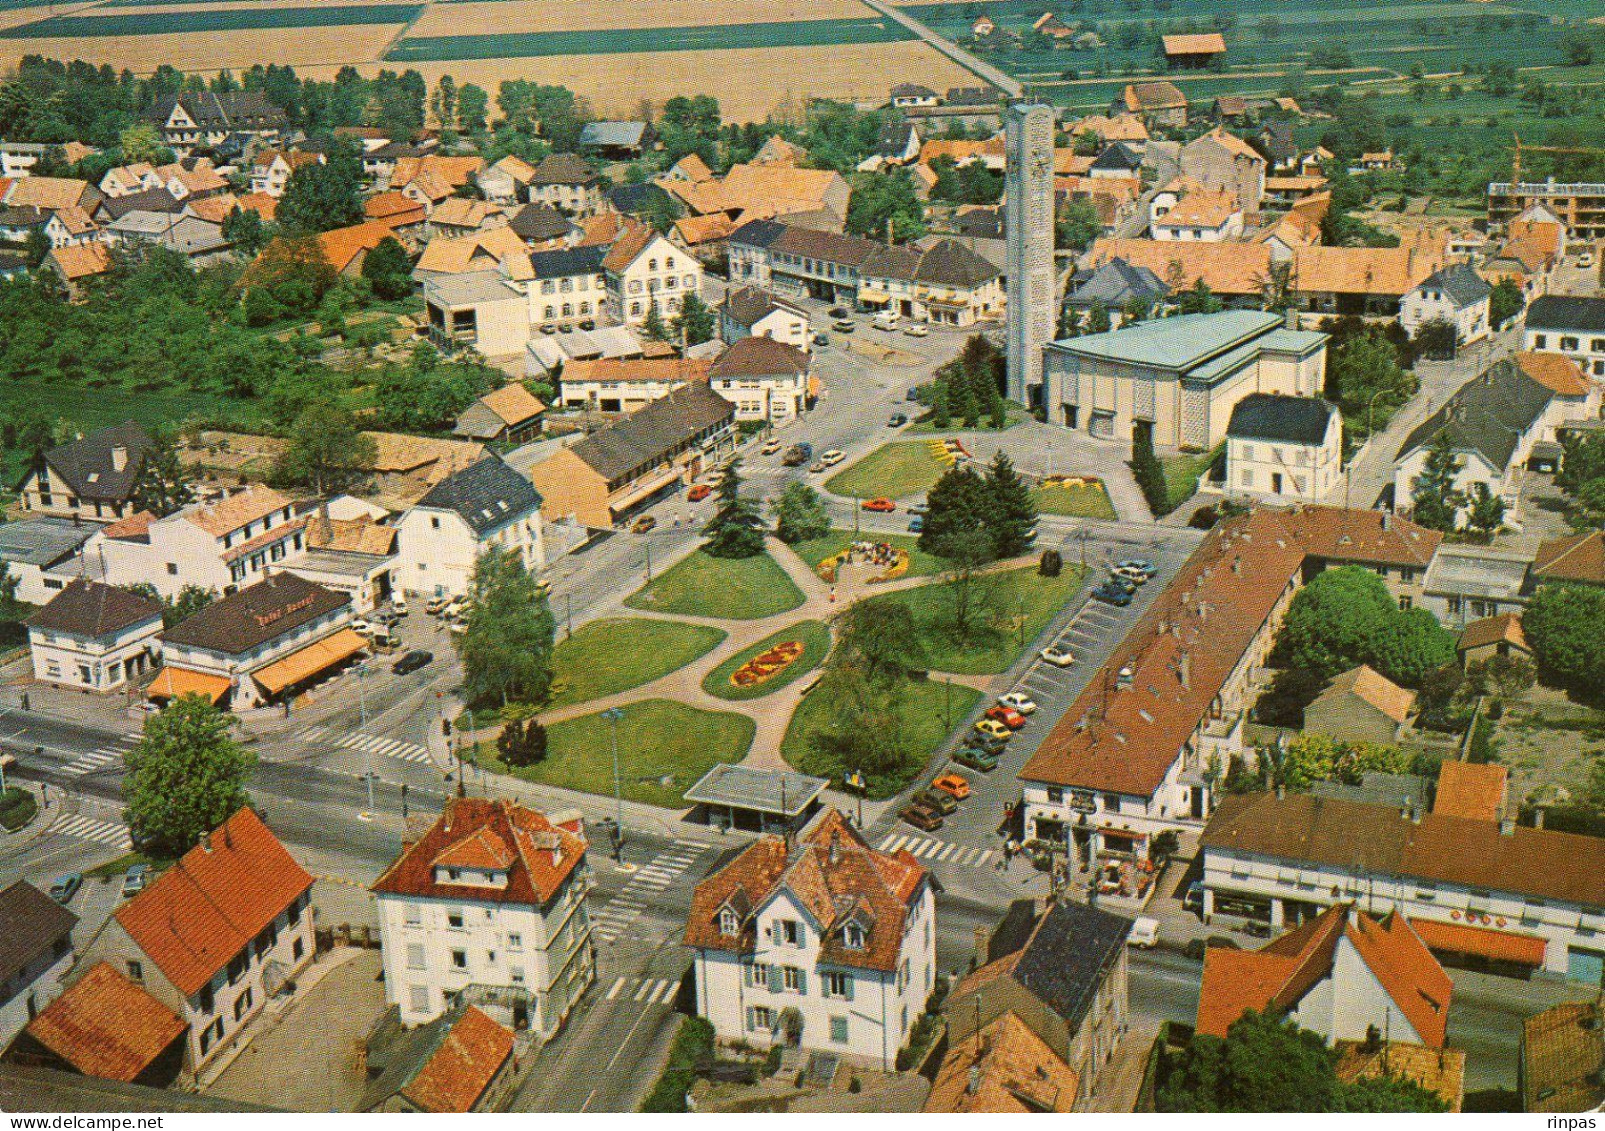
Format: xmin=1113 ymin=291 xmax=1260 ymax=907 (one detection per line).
xmin=782 ymin=441 xmax=813 ymax=466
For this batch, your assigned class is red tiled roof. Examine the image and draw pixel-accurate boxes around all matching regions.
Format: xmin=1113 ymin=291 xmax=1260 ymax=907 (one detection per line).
xmin=1533 ymin=531 xmax=1605 ymax=585
xmin=1020 ymin=507 xmax=1442 ymax=796
xmin=1514 ymin=351 xmax=1592 ymax=398
xmin=400 ymin=1006 xmax=513 ymax=1113
xmin=1432 ymin=761 xmax=1508 ymax=822
xmin=25 ymin=962 xmax=185 ymax=1082
xmin=684 ymin=809 xmax=926 ymax=973
xmin=114 ymin=808 xmax=312 ymax=997
xmin=1409 ymin=918 xmax=1546 ymax=966
xmin=371 ymin=798 xmax=586 ymax=907
xmin=1457 ymin=612 xmax=1529 ymax=655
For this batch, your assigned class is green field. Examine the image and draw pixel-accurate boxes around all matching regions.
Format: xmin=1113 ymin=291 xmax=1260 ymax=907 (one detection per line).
xmin=3 ymin=4 xmax=422 ymax=37
xmin=387 ymin=17 xmax=915 ymax=63
xmin=550 ymin=618 xmax=726 ymax=708
xmin=625 ymin=550 xmax=805 ymax=621
xmin=1032 ymin=481 xmax=1118 ymax=520
xmin=701 ymin=620 xmax=832 ymax=701
xmin=825 ymin=442 xmax=951 ymax=500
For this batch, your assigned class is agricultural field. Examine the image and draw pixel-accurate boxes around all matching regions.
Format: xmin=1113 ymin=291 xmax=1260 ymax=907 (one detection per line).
xmin=0 ymin=4 xmax=422 ymax=37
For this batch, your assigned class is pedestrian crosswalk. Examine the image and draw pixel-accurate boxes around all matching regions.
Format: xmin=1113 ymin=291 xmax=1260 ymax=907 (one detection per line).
xmin=311 ymin=730 xmax=434 ymax=765
xmin=51 ymin=814 xmax=132 ymax=851
xmin=59 ymin=736 xmax=137 ymax=778
xmin=877 ymin=833 xmax=994 ymax=868
xmin=603 ymin=976 xmax=680 ymax=1006
xmin=592 ymin=839 xmax=708 ymax=942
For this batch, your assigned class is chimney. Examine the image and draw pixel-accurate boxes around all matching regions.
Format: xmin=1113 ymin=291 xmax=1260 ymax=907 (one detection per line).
xmin=1283 ymin=305 xmax=1298 ymax=331
xmin=1177 ymin=650 xmax=1190 ymax=690
xmin=201 ymin=832 xmax=213 ymax=853
xmin=1380 ymin=509 xmax=1391 ymax=531
xmin=111 ymin=445 xmax=128 ymax=473
xmin=1275 ymin=783 xmax=1285 ymax=800
xmin=829 ymin=830 xmax=841 ymax=866
xmin=967 ymin=1063 xmax=982 ymax=1095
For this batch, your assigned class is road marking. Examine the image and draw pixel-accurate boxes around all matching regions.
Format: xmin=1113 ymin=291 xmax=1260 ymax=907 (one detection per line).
xmin=59 ymin=749 xmax=121 ymax=777
xmin=672 ymin=838 xmax=709 ymax=850
xmin=631 ymin=980 xmax=653 ymax=1002
xmin=606 ymin=977 xmax=626 ymax=1000
xmin=652 ymin=979 xmax=677 ymax=1004
xmin=878 ymin=834 xmax=908 ymax=853
xmin=914 ymin=840 xmax=942 ymax=858
xmin=936 ymin=843 xmax=956 ymax=861
xmin=298 ymin=726 xmax=327 ymax=741
xmin=51 ymin=814 xmax=132 ymax=850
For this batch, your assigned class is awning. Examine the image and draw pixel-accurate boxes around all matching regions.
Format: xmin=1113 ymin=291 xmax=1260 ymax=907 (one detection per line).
xmin=856 ymin=289 xmax=891 ymax=304
xmin=250 ymin=628 xmax=367 ymax=696
xmin=1409 ymin=917 xmax=1547 ymax=966
xmin=146 ymin=666 xmax=232 ymax=705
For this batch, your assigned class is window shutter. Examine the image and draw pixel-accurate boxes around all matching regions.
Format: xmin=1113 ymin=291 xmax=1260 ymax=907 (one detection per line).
xmin=797 ymin=970 xmax=807 ymax=995
xmin=768 ymin=966 xmax=783 ymax=993
xmin=842 ymin=974 xmax=854 ymax=1002
xmin=745 ymin=1006 xmax=756 ymax=1031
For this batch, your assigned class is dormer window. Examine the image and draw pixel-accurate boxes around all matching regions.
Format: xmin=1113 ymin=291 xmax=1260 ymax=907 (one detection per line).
xmin=719 ymin=907 xmax=740 ymax=936
xmin=843 ymin=922 xmax=865 ymax=950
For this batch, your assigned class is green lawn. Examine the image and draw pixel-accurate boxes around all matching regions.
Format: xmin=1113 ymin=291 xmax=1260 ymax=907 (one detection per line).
xmin=788 ymin=529 xmax=947 ymax=579
xmin=1031 ymin=481 xmax=1117 ymax=520
xmin=624 ymin=550 xmax=804 ymax=620
xmin=387 ymin=16 xmax=913 ymax=61
xmin=825 ymin=442 xmax=951 ymax=500
xmin=1160 ymin=446 xmax=1223 ymax=513
xmin=780 ymin=675 xmax=983 ymax=798
xmin=483 ymin=699 xmax=755 ymax=808
xmin=550 ymin=618 xmax=726 ymax=708
xmin=859 ymin=564 xmax=1088 ymax=675
xmin=701 ymin=620 xmax=832 ymax=701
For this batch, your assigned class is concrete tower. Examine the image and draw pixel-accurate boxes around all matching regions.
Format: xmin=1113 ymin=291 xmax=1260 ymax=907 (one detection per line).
xmin=1004 ymin=101 xmax=1056 ymax=407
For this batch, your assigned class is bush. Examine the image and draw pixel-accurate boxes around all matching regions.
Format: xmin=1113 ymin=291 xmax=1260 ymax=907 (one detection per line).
xmin=762 ymin=1044 xmax=783 ymax=1077
xmin=0 ymin=786 xmax=37 ymax=832
xmin=641 ymin=1017 xmax=716 ymax=1113
xmin=1039 ymin=548 xmax=1062 ymax=577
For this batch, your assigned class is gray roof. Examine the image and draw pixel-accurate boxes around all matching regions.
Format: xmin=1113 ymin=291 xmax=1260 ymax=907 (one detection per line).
xmin=1090 ymin=142 xmax=1142 ymax=172
xmin=1417 ymin=262 xmax=1490 ymax=309
xmin=27 ymin=579 xmax=162 ymax=638
xmin=1 ymin=1064 xmax=280 ymax=1114
xmin=161 ymin=572 xmax=348 ymax=655
xmin=0 ymin=880 xmax=76 ymax=990
xmin=96 ymin=187 xmax=185 ymax=220
xmin=1066 ymin=257 xmax=1168 ymax=309
xmin=526 ymin=245 xmax=604 ymax=280
xmin=607 ymin=181 xmax=676 ymax=218
xmin=1226 ymin=393 xmax=1337 ymax=445
xmin=1422 ymin=545 xmax=1533 ymax=601
xmin=0 ymin=518 xmax=96 ymax=568
xmin=286 ymin=549 xmax=393 ymax=578
xmin=529 ymin=152 xmax=599 ymax=187
xmin=1398 ymin=360 xmax=1553 ymax=471
xmin=862 ymin=238 xmax=998 ymax=288
xmin=876 ymin=120 xmax=917 ymax=157
xmin=570 ymin=382 xmax=734 ymax=482
xmin=1310 ymin=771 xmax=1434 ymax=811
xmin=683 ymin=763 xmax=828 ymax=817
xmin=415 ymin=455 xmax=542 ymax=534
xmin=1526 ymin=294 xmax=1605 ymax=334
xmin=720 ymin=284 xmax=802 ymax=329
xmin=579 ymin=121 xmax=650 ymax=149
xmin=38 ymin=421 xmax=150 ymax=503
xmin=1050 ymin=309 xmax=1283 ymax=371
xmin=983 ymin=899 xmax=1132 ymax=1035
xmin=506 ymin=203 xmax=572 ymax=243
xmin=424 ymin=270 xmax=520 ymax=307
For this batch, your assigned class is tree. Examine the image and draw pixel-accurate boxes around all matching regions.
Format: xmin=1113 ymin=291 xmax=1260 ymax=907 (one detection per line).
xmin=1488 ymin=278 xmax=1524 ymax=330
xmin=457 ymin=83 xmax=489 ymax=133
xmin=1410 ymin=430 xmax=1464 ymax=531
xmin=1411 ymin=317 xmax=1458 ymax=360
xmin=845 ymin=169 xmax=926 ymax=242
xmin=1177 ymin=278 xmax=1222 ymax=315
xmin=1464 ymin=481 xmax=1506 ymax=539
xmin=276 ymin=143 xmax=365 ymax=234
xmin=456 ymin=546 xmax=556 ymax=707
xmin=1327 ymin=328 xmax=1414 ymax=439
xmin=1085 ymin=302 xmax=1111 ymax=335
xmin=1371 ymin=607 xmax=1458 ymax=688
xmin=983 ymin=451 xmax=1037 ymax=558
xmin=274 ymin=402 xmax=376 ymax=496
xmin=642 ymin=301 xmax=669 ymax=343
xmin=22 ymin=227 xmax=50 ymax=269
xmin=1278 ymin=733 xmax=1343 ymax=790
xmin=702 ymin=459 xmax=765 ymax=558
xmin=222 ymin=206 xmax=268 ymax=255
xmin=1157 ymin=1011 xmax=1339 ymax=1113
xmin=1130 ymin=423 xmax=1170 ymax=517
xmin=832 ymin=599 xmax=924 ymax=686
xmin=672 ymin=292 xmax=715 ymax=346
xmin=1274 ymin=566 xmax=1399 ymax=682
xmin=241 ymin=235 xmax=337 ymax=322
xmin=940 ymin=528 xmax=998 ymax=641
xmin=361 ymin=235 xmax=414 ymax=301
xmin=772 ymin=481 xmax=831 ymax=544
xmin=1523 ymin=582 xmax=1605 ymax=696
xmin=1561 ymin=34 xmax=1595 ymax=67
xmin=123 ymin=695 xmax=254 ymax=858
xmin=0 ymin=560 xmax=25 ymax=626
xmin=497 ymin=717 xmax=549 ymax=766
xmin=119 ymin=122 xmax=167 ymax=164
xmin=1055 ymin=197 xmax=1102 ymax=251
xmin=919 ymin=465 xmax=991 ymax=558
xmin=130 ymin=427 xmax=193 ymax=517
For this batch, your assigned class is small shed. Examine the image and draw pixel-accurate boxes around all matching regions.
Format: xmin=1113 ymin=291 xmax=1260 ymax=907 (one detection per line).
xmin=454 ymin=383 xmax=547 ymax=445
xmin=683 ymin=763 xmax=828 ymax=834
xmin=1303 ymin=664 xmax=1415 ymax=746
xmin=1457 ymin=612 xmax=1530 ymax=668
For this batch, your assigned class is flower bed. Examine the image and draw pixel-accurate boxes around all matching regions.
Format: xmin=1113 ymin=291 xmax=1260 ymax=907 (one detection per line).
xmin=729 ymin=640 xmax=805 ymax=687
xmin=817 ymin=545 xmax=909 ymax=584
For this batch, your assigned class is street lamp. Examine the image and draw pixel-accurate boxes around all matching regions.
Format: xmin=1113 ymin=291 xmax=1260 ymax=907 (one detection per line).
xmin=603 ymin=707 xmax=624 ymax=860
xmin=356 ymin=661 xmax=374 ymax=819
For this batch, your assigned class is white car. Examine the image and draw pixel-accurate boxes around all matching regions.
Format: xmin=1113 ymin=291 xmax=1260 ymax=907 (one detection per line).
xmin=1040 ymin=645 xmax=1076 ymax=667
xmin=391 ymin=596 xmax=408 ymax=615
xmin=902 ymin=323 xmax=929 ymax=337
xmin=1111 ymin=565 xmax=1149 ymax=585
xmin=1130 ymin=917 xmax=1160 ymax=948
xmin=349 ymin=618 xmax=375 ymax=636
xmin=998 ymin=693 xmax=1038 ymax=715
xmin=820 ymin=449 xmax=846 ymax=467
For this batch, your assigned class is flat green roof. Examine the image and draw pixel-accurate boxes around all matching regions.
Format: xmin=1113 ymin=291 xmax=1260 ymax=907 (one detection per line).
xmin=1049 ymin=310 xmax=1283 ymax=372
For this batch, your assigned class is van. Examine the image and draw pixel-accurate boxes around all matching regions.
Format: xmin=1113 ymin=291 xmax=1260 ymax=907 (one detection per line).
xmin=873 ymin=310 xmax=899 ymax=331
xmin=1130 ymin=917 xmax=1160 ymax=948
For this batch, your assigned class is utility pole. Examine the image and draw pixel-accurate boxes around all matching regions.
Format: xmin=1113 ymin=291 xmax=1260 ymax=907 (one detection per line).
xmin=645 ymin=540 xmax=653 ymax=583
xmin=565 ymin=592 xmax=573 ymax=639
xmin=604 ymin=706 xmax=624 ymax=860
xmin=357 ymin=662 xmax=374 ymax=819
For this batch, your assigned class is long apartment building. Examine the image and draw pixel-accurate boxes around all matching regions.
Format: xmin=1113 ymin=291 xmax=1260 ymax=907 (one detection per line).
xmin=1017 ymin=506 xmax=1442 ymax=868
xmin=1488 ymin=180 xmax=1605 ymax=241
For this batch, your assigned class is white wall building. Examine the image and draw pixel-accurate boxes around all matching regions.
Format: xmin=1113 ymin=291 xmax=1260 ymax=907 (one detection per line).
xmin=719 ymin=285 xmax=811 ymax=353
xmin=395 ymin=456 xmax=544 ymax=600
xmin=685 ymin=810 xmax=936 ymax=1069
xmin=26 ymin=580 xmax=163 ymax=693
xmin=1225 ymin=393 xmax=1343 ymax=502
xmin=602 ymin=227 xmax=705 ymax=328
xmin=0 ymin=881 xmax=76 ymax=1053
xmin=372 ymin=798 xmax=594 ymax=1040
xmin=1399 ymin=263 xmax=1492 ymax=346
xmin=708 ymin=336 xmax=811 ymax=423
xmin=1524 ymin=294 xmax=1605 ymax=380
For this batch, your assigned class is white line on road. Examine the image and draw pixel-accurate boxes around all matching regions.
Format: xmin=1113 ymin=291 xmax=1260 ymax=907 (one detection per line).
xmin=937 ymin=843 xmax=956 ymax=861
xmin=606 ymin=977 xmax=626 ymax=1000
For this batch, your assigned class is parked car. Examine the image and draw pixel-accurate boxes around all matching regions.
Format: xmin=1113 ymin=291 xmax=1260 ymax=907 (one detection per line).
xmin=349 ymin=618 xmax=374 ymax=636
xmin=120 ymin=863 xmax=151 ymax=899
xmin=391 ymin=596 xmax=408 ymax=615
xmin=832 ymin=319 xmax=855 ymax=333
xmin=426 ymin=596 xmax=451 ymax=615
xmin=762 ymin=438 xmax=782 ymax=455
xmin=1092 ymin=583 xmax=1133 ymax=607
xmin=1182 ymin=881 xmax=1204 ymax=914
xmin=632 ymin=515 xmax=657 ymax=534
xmin=782 ymin=442 xmax=812 ymax=466
xmin=906 ymin=386 xmax=921 ymax=402
xmin=984 ymin=705 xmax=1027 ymax=730
xmin=1111 ymin=564 xmax=1149 ymax=585
xmin=809 ymin=460 xmax=826 ymax=474
xmin=828 ymin=306 xmax=849 ymax=319
xmin=901 ymin=803 xmax=944 ymax=831
xmin=813 ymin=332 xmax=830 ymax=346
xmin=369 ymin=630 xmax=400 ymax=650
xmin=393 ymin=650 xmax=433 ymax=675
xmin=998 ymin=692 xmax=1037 ymax=715
xmin=534 ymin=578 xmax=552 ymax=596
xmin=872 ymin=311 xmax=899 ymax=331
xmin=688 ymin=484 xmax=712 ymax=502
xmin=1105 ymin=574 xmax=1138 ymax=595
xmin=1040 ymin=644 xmax=1076 ymax=667
xmin=443 ymin=598 xmax=467 ymax=619
xmin=1184 ymin=936 xmax=1241 ymax=962
xmin=907 ymin=515 xmax=924 ymax=533
xmin=916 ymin=788 xmax=959 ymax=816
xmin=964 ymin=731 xmax=1008 ymax=755
xmin=888 ymin=413 xmax=908 ymax=427
xmin=862 ymin=497 xmax=896 ymax=513
xmin=820 ymin=449 xmax=846 ymax=467
xmin=931 ymin=773 xmax=971 ymax=800
xmin=973 ymin=718 xmax=1012 ymax=741
xmin=1579 ymin=251 xmax=1596 ymax=269
xmin=48 ymin=873 xmax=81 ymax=904
xmin=953 ymin=746 xmax=999 ymax=772
xmin=902 ymin=323 xmax=929 ymax=337
xmin=1117 ymin=558 xmax=1157 ymax=579
xmin=1130 ymin=917 xmax=1160 ymax=948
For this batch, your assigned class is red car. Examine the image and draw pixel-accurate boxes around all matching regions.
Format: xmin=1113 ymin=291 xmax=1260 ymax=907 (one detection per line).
xmin=861 ymin=497 xmax=896 ymax=513
xmin=985 ymin=705 xmax=1027 ymax=730
xmin=687 ymin=484 xmax=712 ymax=502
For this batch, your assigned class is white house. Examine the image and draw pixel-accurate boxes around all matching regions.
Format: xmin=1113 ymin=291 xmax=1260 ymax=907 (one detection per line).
xmin=857 ymin=238 xmax=1004 ymax=328
xmin=719 ymin=285 xmax=811 ymax=353
xmin=602 ymin=226 xmax=706 ymax=328
xmin=684 ymin=809 xmax=936 ymax=1069
xmin=395 ymin=456 xmax=544 ymax=600
xmin=890 ymin=83 xmax=940 ymax=110
xmin=1225 ymin=393 xmax=1342 ymax=502
xmin=1200 ymin=790 xmax=1605 ymax=984
xmin=0 ymin=881 xmax=76 ymax=1053
xmin=71 ymin=808 xmax=315 ymax=1076
xmin=477 ymin=155 xmax=536 ymax=207
xmin=248 ymin=150 xmax=323 ymax=198
xmin=0 ymin=518 xmax=96 ymax=606
xmin=1399 ymin=263 xmax=1491 ymax=346
xmin=26 ymin=580 xmax=163 ymax=693
xmin=707 ymin=336 xmax=811 ymax=423
xmin=526 ymin=154 xmax=604 ymax=217
xmin=100 ymin=485 xmax=307 ymax=601
xmin=556 ymin=356 xmax=711 ymax=414
xmin=371 ymin=798 xmax=594 ymax=1040
xmin=1524 ymin=294 xmax=1605 ymax=380
xmin=522 ymin=246 xmax=608 ymax=328
xmin=1150 ymin=189 xmax=1243 ymax=243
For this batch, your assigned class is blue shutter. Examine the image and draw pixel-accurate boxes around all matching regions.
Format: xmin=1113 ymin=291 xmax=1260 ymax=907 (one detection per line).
xmin=842 ymin=973 xmax=854 ymax=1002
xmin=797 ymin=969 xmax=807 ymax=995
xmin=767 ymin=965 xmax=783 ymax=993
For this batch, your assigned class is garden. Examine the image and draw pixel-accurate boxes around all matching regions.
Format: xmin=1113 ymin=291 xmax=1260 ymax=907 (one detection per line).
xmin=549 ymin=618 xmax=726 ymax=707
xmin=625 ymin=550 xmax=805 ymax=620
xmin=1031 ymin=477 xmax=1117 ymax=520
xmin=790 ymin=530 xmax=947 ymax=580
xmin=701 ymin=621 xmax=832 ymax=702
xmin=824 ymin=441 xmax=952 ymax=501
